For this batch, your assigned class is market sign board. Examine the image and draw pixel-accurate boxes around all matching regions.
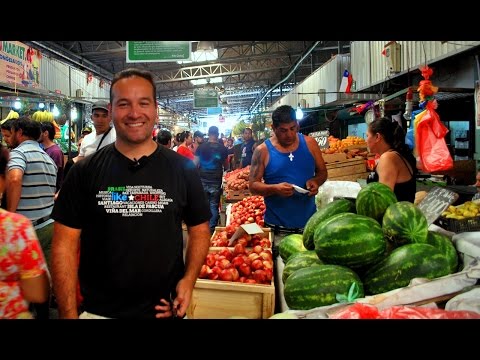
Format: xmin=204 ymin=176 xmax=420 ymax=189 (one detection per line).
xmin=0 ymin=41 xmax=41 ymax=89
xmin=308 ymin=130 xmax=329 ymax=149
xmin=193 ymin=88 xmax=219 ymax=108
xmin=126 ymin=41 xmax=191 ymax=63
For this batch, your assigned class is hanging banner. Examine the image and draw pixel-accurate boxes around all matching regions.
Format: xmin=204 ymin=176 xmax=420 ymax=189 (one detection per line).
xmin=0 ymin=41 xmax=41 ymax=89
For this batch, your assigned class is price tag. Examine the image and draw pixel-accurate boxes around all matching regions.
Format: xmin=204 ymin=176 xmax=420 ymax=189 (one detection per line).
xmin=308 ymin=130 xmax=329 ymax=149
xmin=417 ymin=187 xmax=459 ymax=225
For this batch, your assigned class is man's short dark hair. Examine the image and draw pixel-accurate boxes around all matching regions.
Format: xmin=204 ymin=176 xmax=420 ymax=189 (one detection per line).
xmin=1 ymin=119 xmax=14 ymax=131
xmin=271 ymin=105 xmax=296 ymax=128
xmin=156 ymin=129 xmax=172 ymax=145
xmin=40 ymin=121 xmax=56 ymax=141
xmin=11 ymin=117 xmax=41 ymax=140
xmin=110 ymin=68 xmax=156 ymax=103
xmin=208 ymin=126 xmax=219 ymax=136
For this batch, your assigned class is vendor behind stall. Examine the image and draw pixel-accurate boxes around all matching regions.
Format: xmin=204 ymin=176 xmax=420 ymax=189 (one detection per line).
xmin=473 ymin=170 xmax=480 ymax=201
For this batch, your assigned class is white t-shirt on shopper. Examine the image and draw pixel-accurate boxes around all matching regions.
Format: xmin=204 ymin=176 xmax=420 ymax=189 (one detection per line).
xmin=79 ymin=127 xmax=116 ymax=157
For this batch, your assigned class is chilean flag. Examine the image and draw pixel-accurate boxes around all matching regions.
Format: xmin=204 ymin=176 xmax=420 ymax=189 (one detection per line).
xmin=339 ymin=69 xmax=353 ymax=93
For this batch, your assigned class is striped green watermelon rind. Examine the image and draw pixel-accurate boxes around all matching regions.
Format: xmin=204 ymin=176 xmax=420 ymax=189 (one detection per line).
xmin=284 ymin=264 xmax=364 ymax=310
xmin=303 ymin=199 xmax=356 ymax=250
xmin=382 ymin=201 xmax=428 ymax=246
xmin=314 ymin=213 xmax=386 ymax=269
xmin=282 ymin=251 xmax=324 ymax=283
xmin=363 ymin=243 xmax=451 ymax=295
xmin=356 ymin=182 xmax=397 ymax=223
xmin=278 ymin=234 xmax=306 ymax=262
xmin=426 ymin=231 xmax=458 ymax=274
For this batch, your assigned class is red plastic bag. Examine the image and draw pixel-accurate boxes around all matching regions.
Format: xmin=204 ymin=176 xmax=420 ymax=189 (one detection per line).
xmin=330 ymin=303 xmax=480 ymax=319
xmin=415 ymin=101 xmax=453 ymax=172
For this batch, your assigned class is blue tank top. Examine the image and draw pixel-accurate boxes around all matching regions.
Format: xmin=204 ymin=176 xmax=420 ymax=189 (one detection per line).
xmin=264 ymin=134 xmax=316 ymax=229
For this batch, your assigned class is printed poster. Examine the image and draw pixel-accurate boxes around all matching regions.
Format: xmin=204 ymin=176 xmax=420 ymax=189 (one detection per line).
xmin=0 ymin=41 xmax=41 ymax=89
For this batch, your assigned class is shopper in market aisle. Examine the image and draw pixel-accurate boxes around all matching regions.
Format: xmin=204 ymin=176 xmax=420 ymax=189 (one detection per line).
xmin=176 ymin=130 xmax=195 ymax=161
xmin=5 ymin=117 xmax=57 ymax=224
xmin=0 ymin=143 xmax=51 ymax=319
xmin=50 ymin=68 xmax=211 ymax=319
xmin=240 ymin=127 xmax=255 ymax=168
xmin=39 ymin=121 xmax=64 ymax=192
xmin=366 ymin=117 xmax=417 ymax=203
xmin=156 ymin=129 xmax=173 ymax=149
xmin=75 ymin=101 xmax=116 ymax=161
xmin=194 ymin=125 xmax=228 ymax=234
xmin=472 ymin=170 xmax=480 ymax=201
xmin=249 ymin=105 xmax=328 ymax=231
xmin=190 ymin=130 xmax=204 ymax=154
xmin=1 ymin=119 xmax=15 ymax=149
xmin=5 ymin=117 xmax=57 ymax=319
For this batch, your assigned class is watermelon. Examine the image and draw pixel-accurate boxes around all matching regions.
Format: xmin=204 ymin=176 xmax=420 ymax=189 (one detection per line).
xmin=314 ymin=213 xmax=386 ymax=269
xmin=303 ymin=199 xmax=356 ymax=250
xmin=382 ymin=201 xmax=428 ymax=245
xmin=425 ymin=231 xmax=458 ymax=274
xmin=363 ymin=243 xmax=451 ymax=295
xmin=284 ymin=264 xmax=364 ymax=310
xmin=356 ymin=182 xmax=397 ymax=223
xmin=278 ymin=234 xmax=306 ymax=262
xmin=282 ymin=251 xmax=324 ymax=283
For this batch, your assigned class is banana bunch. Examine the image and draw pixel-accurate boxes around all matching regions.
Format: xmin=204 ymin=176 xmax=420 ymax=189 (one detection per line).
xmin=0 ymin=110 xmax=20 ymax=124
xmin=32 ymin=110 xmax=55 ymax=122
xmin=442 ymin=201 xmax=480 ymax=220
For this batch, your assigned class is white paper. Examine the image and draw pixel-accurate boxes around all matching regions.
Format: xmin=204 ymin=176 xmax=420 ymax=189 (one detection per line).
xmin=292 ymin=184 xmax=309 ymax=194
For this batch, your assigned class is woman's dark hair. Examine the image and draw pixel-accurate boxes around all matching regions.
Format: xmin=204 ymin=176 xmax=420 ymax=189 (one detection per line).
xmin=178 ymin=131 xmax=191 ymax=143
xmin=271 ymin=105 xmax=296 ymax=128
xmin=369 ymin=117 xmax=416 ymax=173
xmin=0 ymin=143 xmax=9 ymax=176
xmin=110 ymin=68 xmax=156 ymax=103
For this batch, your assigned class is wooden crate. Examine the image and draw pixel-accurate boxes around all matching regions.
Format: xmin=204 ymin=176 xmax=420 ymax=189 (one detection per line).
xmin=187 ymin=235 xmax=275 ymax=319
xmin=187 ymin=278 xmax=275 ymax=319
xmin=322 ymin=153 xmax=347 ymax=163
xmin=326 ymin=157 xmax=367 ymax=179
xmin=329 ymin=172 xmax=370 ymax=182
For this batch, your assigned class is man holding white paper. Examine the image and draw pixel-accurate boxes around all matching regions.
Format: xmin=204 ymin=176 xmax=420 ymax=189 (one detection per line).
xmin=249 ymin=105 xmax=328 ymax=234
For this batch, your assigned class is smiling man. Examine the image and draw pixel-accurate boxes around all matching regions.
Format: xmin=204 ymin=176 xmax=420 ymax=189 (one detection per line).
xmin=50 ymin=68 xmax=211 ymax=319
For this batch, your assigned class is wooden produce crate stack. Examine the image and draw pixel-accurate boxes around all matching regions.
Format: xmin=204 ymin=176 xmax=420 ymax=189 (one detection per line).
xmin=326 ymin=157 xmax=369 ymax=181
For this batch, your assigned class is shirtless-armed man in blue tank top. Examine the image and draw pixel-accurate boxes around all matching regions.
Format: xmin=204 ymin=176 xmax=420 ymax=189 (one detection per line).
xmin=248 ymin=105 xmax=328 ymax=232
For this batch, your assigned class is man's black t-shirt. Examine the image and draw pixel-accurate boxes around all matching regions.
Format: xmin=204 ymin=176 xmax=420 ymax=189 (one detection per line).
xmin=52 ymin=144 xmax=211 ymax=318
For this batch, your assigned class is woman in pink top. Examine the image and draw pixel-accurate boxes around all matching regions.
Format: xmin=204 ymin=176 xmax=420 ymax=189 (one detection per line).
xmin=0 ymin=144 xmax=50 ymax=319
xmin=176 ymin=130 xmax=195 ymax=161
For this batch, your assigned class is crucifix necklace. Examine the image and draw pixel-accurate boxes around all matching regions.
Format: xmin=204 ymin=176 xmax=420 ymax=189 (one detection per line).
xmin=288 ymin=152 xmax=294 ymax=161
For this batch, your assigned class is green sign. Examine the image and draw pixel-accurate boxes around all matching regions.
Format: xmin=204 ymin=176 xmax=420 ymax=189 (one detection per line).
xmin=193 ymin=89 xmax=219 ymax=108
xmin=126 ymin=41 xmax=191 ymax=62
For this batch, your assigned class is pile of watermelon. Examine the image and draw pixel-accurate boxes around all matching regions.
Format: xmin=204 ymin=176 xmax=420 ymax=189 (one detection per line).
xmin=279 ymin=182 xmax=458 ymax=310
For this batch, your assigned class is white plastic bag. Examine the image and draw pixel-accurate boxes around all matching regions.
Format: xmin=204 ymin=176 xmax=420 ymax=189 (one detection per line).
xmin=315 ymin=180 xmax=361 ymax=209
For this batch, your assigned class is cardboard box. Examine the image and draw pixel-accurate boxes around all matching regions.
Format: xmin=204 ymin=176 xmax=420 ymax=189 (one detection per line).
xmin=225 ymin=189 xmax=251 ymax=203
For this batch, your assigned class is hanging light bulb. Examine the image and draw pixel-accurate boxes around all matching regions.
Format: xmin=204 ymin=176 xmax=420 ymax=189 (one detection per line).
xmin=295 ymin=103 xmax=304 ymax=120
xmin=403 ymin=88 xmax=413 ymax=120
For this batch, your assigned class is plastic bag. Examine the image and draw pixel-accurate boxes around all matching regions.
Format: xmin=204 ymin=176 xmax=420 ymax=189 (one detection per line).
xmin=330 ymin=303 xmax=480 ymax=319
xmin=415 ymin=101 xmax=453 ymax=172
